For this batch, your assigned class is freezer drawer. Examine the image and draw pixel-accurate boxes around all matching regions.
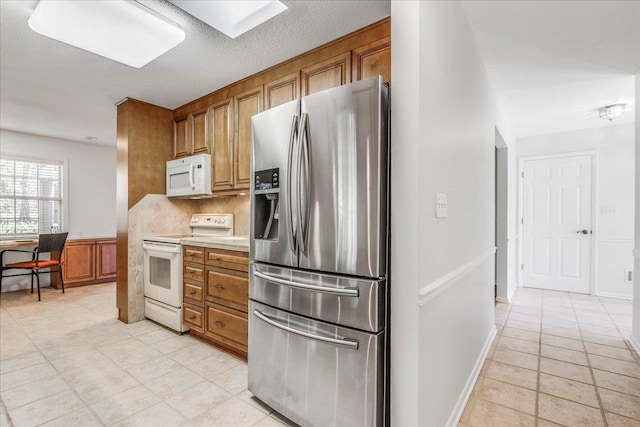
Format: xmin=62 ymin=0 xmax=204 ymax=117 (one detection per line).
xmin=250 ymin=262 xmax=386 ymax=332
xmin=248 ymin=301 xmax=384 ymax=427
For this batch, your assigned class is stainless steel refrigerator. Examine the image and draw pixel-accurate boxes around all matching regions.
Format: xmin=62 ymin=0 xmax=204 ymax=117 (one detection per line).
xmin=248 ymin=76 xmax=389 ymax=427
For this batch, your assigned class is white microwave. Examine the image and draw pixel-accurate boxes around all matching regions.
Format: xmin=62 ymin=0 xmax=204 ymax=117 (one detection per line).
xmin=166 ymin=154 xmax=212 ymax=198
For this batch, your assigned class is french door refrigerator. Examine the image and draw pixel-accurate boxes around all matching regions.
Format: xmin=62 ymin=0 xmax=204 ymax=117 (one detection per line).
xmin=249 ymin=76 xmax=389 ymax=427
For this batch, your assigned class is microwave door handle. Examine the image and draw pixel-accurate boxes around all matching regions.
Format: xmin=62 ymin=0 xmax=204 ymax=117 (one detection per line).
xmin=287 ymin=115 xmax=299 ymax=252
xmin=189 ymin=163 xmax=195 ymax=188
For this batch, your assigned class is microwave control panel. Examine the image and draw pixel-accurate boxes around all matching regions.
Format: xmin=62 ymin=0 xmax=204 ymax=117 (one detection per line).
xmin=255 ymin=168 xmax=279 ymax=191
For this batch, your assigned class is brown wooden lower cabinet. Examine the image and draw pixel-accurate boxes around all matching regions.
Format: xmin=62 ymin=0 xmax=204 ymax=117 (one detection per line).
xmin=183 ymin=245 xmax=249 ymax=359
xmin=51 ymin=238 xmax=116 ymax=289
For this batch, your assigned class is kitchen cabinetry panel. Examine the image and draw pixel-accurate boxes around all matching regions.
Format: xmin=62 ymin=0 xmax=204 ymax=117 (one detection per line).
xmin=96 ymin=240 xmax=117 ymax=280
xmin=234 ymin=86 xmax=262 ymax=190
xmin=51 ymin=238 xmax=116 ymax=289
xmin=173 ymin=119 xmax=189 ymax=158
xmin=206 ymin=266 xmax=248 ymax=312
xmin=182 ymin=245 xmax=249 ymax=359
xmin=63 ymin=241 xmax=95 ymax=284
xmin=210 ymin=98 xmax=234 ymax=191
xmin=352 ymin=36 xmax=391 ymax=83
xmin=264 ymin=72 xmax=300 ymax=110
xmin=191 ymin=109 xmax=209 ymax=155
xmin=301 ymin=52 xmax=351 ymax=96
xmin=205 ymin=302 xmax=248 ymax=354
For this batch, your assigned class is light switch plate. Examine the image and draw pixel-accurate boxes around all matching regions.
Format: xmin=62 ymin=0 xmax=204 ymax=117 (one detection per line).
xmin=435 ymin=193 xmax=447 ymax=218
xmin=600 ymin=206 xmax=618 ymax=216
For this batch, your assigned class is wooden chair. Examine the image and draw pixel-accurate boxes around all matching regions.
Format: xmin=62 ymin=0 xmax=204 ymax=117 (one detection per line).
xmin=0 ymin=233 xmax=68 ymax=301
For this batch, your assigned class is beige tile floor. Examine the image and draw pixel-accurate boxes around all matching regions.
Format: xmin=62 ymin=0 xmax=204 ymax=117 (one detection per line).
xmin=0 ymin=283 xmax=293 ymax=427
xmin=2 ymin=284 xmax=638 ymax=427
xmin=460 ymin=287 xmax=640 ymax=427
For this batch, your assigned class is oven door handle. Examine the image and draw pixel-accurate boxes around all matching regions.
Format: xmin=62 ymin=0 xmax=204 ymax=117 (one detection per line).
xmin=253 ymin=270 xmax=359 ymax=297
xmin=143 ymin=243 xmax=181 ymax=254
xmin=253 ymin=309 xmax=359 ymax=350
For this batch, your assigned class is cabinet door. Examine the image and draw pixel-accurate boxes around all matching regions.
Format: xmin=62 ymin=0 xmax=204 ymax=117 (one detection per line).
xmin=191 ymin=110 xmax=209 ymax=155
xmin=301 ymin=52 xmax=351 ymax=96
xmin=96 ymin=240 xmax=116 ymax=280
xmin=234 ymin=86 xmax=262 ymax=190
xmin=63 ymin=241 xmax=95 ymax=284
xmin=352 ymin=36 xmax=391 ymax=83
xmin=173 ymin=118 xmax=190 ymax=158
xmin=209 ymin=99 xmax=234 ymax=191
xmin=263 ymin=72 xmax=300 ymax=110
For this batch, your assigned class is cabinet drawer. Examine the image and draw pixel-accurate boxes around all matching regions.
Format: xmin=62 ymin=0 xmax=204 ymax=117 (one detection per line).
xmin=206 ymin=267 xmax=248 ymax=312
xmin=184 ymin=280 xmax=204 ymax=306
xmin=183 ymin=262 xmax=205 ymax=283
xmin=205 ymin=249 xmax=249 ymax=272
xmin=184 ymin=304 xmax=204 ymax=333
xmin=205 ymin=302 xmax=248 ymax=348
xmin=183 ymin=246 xmax=205 ymax=264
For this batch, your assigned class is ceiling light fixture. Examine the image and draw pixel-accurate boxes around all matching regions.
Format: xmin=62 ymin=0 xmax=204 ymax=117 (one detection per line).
xmin=598 ymin=104 xmax=627 ymax=121
xmin=28 ymin=1 xmax=185 ymax=68
xmin=169 ymin=0 xmax=287 ymax=39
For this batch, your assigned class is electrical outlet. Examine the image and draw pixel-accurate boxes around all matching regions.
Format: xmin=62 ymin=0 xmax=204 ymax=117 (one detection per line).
xmin=600 ymin=206 xmax=618 ymax=216
xmin=435 ymin=193 xmax=447 ymax=218
xmin=624 ymin=270 xmax=633 ymax=283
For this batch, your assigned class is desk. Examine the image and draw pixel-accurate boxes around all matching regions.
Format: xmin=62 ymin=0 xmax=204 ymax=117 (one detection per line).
xmin=0 ymin=240 xmax=38 ymax=249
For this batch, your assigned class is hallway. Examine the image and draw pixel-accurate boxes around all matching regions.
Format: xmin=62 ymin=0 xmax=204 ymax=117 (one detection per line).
xmin=460 ymin=288 xmax=639 ymax=426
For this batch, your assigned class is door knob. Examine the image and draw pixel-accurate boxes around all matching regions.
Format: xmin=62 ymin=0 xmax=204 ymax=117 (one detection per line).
xmin=576 ymin=230 xmax=590 ymax=235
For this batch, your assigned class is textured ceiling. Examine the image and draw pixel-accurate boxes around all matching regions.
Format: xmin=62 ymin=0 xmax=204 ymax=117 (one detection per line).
xmin=0 ymin=0 xmax=390 ymax=146
xmin=461 ymin=0 xmax=640 ymax=138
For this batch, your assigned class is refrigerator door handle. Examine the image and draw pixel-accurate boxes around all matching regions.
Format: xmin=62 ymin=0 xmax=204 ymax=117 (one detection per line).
xmin=253 ymin=270 xmax=360 ymax=297
xmin=297 ymin=112 xmax=311 ymax=253
xmin=253 ymin=309 xmax=359 ymax=349
xmin=287 ymin=115 xmax=299 ymax=252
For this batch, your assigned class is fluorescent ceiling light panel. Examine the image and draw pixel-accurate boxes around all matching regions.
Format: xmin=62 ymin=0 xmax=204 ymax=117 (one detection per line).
xmin=169 ymin=0 xmax=287 ymax=39
xmin=28 ymin=1 xmax=185 ymax=68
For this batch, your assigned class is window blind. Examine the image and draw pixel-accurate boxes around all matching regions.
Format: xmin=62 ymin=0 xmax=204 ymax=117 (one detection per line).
xmin=0 ymin=158 xmax=63 ymax=238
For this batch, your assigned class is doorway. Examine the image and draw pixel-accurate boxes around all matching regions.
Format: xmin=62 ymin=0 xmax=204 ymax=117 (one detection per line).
xmin=520 ymin=152 xmax=595 ymax=293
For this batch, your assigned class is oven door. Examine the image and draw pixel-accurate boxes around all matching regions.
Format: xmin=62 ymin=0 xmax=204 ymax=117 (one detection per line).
xmin=143 ymin=242 xmax=182 ymax=308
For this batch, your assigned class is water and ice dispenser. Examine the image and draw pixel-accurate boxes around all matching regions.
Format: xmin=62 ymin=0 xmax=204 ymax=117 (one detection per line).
xmin=253 ymin=168 xmax=279 ymax=240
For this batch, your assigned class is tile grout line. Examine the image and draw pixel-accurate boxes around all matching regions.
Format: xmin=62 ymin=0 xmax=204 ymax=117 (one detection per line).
xmin=571 ymin=294 xmax=609 ymax=427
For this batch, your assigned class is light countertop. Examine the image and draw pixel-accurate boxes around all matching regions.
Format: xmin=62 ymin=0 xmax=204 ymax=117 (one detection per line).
xmin=180 ymin=236 xmax=249 ymax=252
xmin=0 ymin=240 xmax=38 ymax=249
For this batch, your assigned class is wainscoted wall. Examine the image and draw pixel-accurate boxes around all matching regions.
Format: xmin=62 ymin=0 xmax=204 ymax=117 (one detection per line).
xmin=517 ymin=123 xmax=635 ymax=299
xmin=632 ymin=72 xmax=639 ymax=354
xmin=127 ymin=194 xmax=249 ymax=323
xmin=391 ymin=1 xmax=498 ymax=425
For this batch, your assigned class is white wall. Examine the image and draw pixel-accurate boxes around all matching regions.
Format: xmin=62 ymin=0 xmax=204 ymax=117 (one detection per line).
xmin=632 ymin=72 xmax=640 ymax=353
xmin=391 ymin=1 xmax=497 ymax=425
xmin=517 ymin=123 xmax=635 ymax=298
xmin=0 ymin=129 xmax=116 ymax=290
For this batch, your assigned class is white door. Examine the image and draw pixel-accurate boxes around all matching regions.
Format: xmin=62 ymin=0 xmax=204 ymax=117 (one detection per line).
xmin=522 ymin=155 xmax=592 ymax=293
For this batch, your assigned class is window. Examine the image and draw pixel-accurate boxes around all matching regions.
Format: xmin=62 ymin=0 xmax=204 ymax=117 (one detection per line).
xmin=0 ymin=157 xmax=63 ymax=238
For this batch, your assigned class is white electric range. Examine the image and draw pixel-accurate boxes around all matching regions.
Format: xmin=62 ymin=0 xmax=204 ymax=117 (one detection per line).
xmin=142 ymin=213 xmax=236 ymax=332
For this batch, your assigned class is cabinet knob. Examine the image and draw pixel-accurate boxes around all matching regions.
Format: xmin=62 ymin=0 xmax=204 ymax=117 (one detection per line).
xmin=214 ymin=283 xmax=225 ymax=290
xmin=189 ymin=315 xmax=196 ymax=320
xmin=214 ymin=320 xmax=225 ymax=328
xmin=189 ymin=290 xmax=196 ymax=295
xmin=214 ymin=256 xmax=222 ymax=261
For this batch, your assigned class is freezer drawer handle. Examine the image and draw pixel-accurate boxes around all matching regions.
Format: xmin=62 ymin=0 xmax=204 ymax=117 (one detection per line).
xmin=253 ymin=309 xmax=359 ymax=350
xmin=253 ymin=270 xmax=359 ymax=297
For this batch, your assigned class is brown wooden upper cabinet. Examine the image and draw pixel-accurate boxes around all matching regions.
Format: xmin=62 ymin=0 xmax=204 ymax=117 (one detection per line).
xmin=191 ymin=109 xmax=209 ymax=155
xmin=301 ymin=52 xmax=351 ymax=96
xmin=263 ymin=72 xmax=301 ymax=110
xmin=210 ymin=98 xmax=234 ymax=192
xmin=352 ymin=36 xmax=391 ymax=83
xmin=234 ymin=86 xmax=262 ymax=190
xmin=173 ymin=118 xmax=189 ymax=158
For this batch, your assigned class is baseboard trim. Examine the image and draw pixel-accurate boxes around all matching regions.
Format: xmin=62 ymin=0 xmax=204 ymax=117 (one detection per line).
xmin=629 ymin=334 xmax=640 ymax=357
xmin=495 ymin=296 xmax=510 ymax=304
xmin=595 ymin=291 xmax=633 ymax=300
xmin=418 ymin=247 xmax=496 ymax=306
xmin=445 ymin=325 xmax=497 ymax=427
